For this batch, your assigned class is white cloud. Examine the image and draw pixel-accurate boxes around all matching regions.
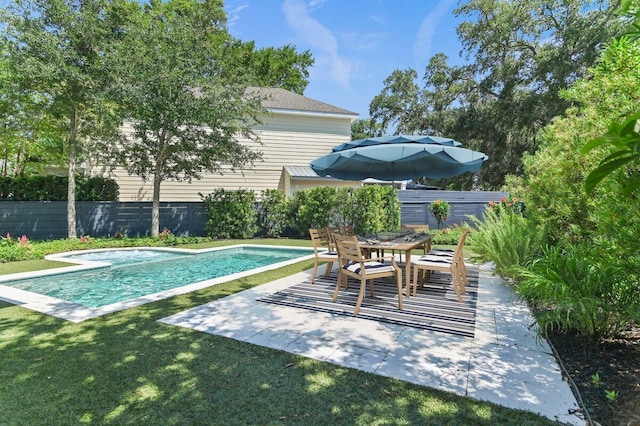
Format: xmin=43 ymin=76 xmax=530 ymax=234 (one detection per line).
xmin=369 ymin=14 xmax=386 ymax=27
xmin=224 ymin=1 xmax=249 ymax=28
xmin=413 ymin=0 xmax=456 ymax=65
xmin=308 ymin=0 xmax=330 ymax=11
xmin=282 ymin=0 xmax=352 ymax=89
xmin=340 ymin=31 xmax=384 ymax=52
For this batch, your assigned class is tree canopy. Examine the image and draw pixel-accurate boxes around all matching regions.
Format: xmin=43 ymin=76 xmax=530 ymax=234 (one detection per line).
xmin=109 ymin=0 xmax=268 ymax=236
xmin=1 ymin=0 xmax=314 ymax=237
xmin=369 ymin=0 xmax=625 ymax=189
xmin=1 ymin=0 xmax=130 ymax=237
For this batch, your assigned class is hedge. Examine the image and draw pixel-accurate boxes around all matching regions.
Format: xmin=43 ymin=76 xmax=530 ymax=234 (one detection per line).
xmin=0 ymin=175 xmax=119 ymax=201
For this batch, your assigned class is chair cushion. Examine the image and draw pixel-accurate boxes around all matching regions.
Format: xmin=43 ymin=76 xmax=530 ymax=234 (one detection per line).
xmin=343 ymin=261 xmax=396 ymax=274
xmin=428 ymin=249 xmax=454 ymax=256
xmin=415 ymin=255 xmax=452 ymax=264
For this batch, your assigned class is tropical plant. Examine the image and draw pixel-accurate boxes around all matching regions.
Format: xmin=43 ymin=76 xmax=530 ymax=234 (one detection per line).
xmin=582 ymin=111 xmax=640 ymax=195
xmin=582 ymin=1 xmax=640 ymax=195
xmin=516 ymin=243 xmax=640 ymax=342
xmin=467 ymin=204 xmax=545 ymax=279
xmin=514 ymin=31 xmax=640 ymax=245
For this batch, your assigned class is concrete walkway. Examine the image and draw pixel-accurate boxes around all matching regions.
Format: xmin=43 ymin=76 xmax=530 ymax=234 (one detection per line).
xmin=159 ymin=264 xmax=583 ymax=425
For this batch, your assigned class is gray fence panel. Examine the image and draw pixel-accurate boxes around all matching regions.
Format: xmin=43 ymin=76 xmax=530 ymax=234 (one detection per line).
xmin=0 ymin=201 xmax=67 ymax=240
xmin=0 ymin=201 xmax=207 ymax=240
xmin=0 ymin=190 xmax=509 ymax=240
xmin=398 ymin=190 xmax=509 ymax=229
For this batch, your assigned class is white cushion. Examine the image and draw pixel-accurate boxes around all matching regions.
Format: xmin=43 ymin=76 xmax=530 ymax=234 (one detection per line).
xmin=344 ymin=261 xmax=396 ymax=274
xmin=418 ymin=255 xmax=452 ymax=263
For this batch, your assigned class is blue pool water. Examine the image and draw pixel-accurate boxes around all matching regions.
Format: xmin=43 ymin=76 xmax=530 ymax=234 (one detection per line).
xmin=3 ymin=246 xmax=313 ymax=308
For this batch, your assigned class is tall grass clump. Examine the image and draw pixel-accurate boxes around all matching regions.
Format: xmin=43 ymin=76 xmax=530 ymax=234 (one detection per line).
xmin=516 ymin=243 xmax=640 ymax=342
xmin=467 ymin=198 xmax=545 ymax=279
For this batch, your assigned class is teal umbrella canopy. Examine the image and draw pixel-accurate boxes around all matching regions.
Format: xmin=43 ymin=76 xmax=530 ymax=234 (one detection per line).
xmin=310 ymin=143 xmax=488 ymax=181
xmin=332 ymin=135 xmax=462 ymax=153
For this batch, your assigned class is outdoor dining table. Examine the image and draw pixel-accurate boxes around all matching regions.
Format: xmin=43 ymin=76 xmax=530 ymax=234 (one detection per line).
xmin=357 ymin=233 xmax=432 ymax=297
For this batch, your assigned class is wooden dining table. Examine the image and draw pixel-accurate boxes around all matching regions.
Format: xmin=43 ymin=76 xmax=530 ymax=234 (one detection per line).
xmin=357 ymin=233 xmax=432 ymax=297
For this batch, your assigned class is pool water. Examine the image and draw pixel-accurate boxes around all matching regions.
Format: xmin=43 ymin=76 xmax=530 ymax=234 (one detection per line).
xmin=3 ymin=246 xmax=313 ymax=308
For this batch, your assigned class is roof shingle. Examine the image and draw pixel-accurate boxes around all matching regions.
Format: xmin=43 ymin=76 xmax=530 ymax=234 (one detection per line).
xmin=248 ymin=87 xmax=358 ymax=116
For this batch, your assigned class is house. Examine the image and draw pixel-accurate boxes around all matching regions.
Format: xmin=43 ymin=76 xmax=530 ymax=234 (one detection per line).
xmin=111 ymin=87 xmax=361 ymax=201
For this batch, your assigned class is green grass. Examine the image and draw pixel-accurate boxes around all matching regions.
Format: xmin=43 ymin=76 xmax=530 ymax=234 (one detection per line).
xmin=0 ymin=239 xmax=554 ymax=425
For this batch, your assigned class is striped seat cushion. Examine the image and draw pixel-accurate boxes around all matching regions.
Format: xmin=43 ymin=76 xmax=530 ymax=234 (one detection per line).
xmin=428 ymin=249 xmax=454 ymax=256
xmin=413 ymin=256 xmax=453 ymax=266
xmin=343 ymin=261 xmax=396 ymax=274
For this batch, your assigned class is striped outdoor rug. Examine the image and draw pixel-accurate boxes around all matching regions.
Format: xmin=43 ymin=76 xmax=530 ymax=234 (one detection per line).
xmin=258 ymin=266 xmax=478 ymax=338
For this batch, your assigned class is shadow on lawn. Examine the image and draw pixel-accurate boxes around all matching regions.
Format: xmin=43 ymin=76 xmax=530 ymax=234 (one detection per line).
xmin=0 ymin=287 xmax=555 ymax=425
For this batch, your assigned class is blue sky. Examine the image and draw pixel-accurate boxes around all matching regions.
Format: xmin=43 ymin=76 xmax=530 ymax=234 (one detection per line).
xmin=224 ymin=0 xmax=467 ymax=119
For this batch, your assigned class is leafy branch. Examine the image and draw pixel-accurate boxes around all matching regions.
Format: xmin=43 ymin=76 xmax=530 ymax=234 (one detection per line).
xmin=581 ymin=111 xmax=640 ymax=195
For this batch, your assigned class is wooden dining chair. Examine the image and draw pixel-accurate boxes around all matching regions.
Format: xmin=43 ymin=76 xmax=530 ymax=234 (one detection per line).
xmin=409 ymin=228 xmax=470 ymax=301
xmin=421 ymin=228 xmax=470 ymax=292
xmin=332 ymin=234 xmax=403 ymax=315
xmin=309 ymin=228 xmax=339 ymax=284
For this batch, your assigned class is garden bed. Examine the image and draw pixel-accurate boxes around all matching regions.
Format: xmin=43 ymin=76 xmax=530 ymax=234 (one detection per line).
xmin=549 ymin=327 xmax=640 ymax=425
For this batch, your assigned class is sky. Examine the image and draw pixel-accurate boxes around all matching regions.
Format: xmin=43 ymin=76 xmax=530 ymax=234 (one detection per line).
xmin=224 ymin=0 xmax=467 ymax=119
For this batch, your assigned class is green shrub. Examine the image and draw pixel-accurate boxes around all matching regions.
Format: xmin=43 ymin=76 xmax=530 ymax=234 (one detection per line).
xmin=351 ymin=185 xmax=399 ymax=235
xmin=0 ymin=175 xmax=118 ymax=201
xmin=0 ymin=234 xmax=36 ymax=262
xmin=76 ymin=176 xmax=120 ymax=201
xmin=430 ymin=224 xmax=468 ymax=245
xmin=288 ymin=186 xmax=339 ymax=237
xmin=258 ymin=189 xmax=288 ymax=238
xmin=429 ymin=199 xmax=450 ymax=229
xmin=467 ymin=203 xmax=546 ymax=279
xmin=0 ymin=234 xmax=213 ymax=263
xmin=284 ymin=186 xmax=401 ymax=238
xmin=200 ymin=189 xmax=258 ymax=239
xmin=516 ymin=243 xmax=640 ymax=342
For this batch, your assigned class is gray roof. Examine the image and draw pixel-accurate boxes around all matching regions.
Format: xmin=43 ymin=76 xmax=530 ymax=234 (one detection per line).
xmin=284 ymin=165 xmax=337 ymax=180
xmin=248 ymin=87 xmax=358 ymax=116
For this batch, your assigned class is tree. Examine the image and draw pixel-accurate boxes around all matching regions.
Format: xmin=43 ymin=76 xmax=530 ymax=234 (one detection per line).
xmin=110 ymin=0 xmax=266 ymax=237
xmin=0 ymin=44 xmax=65 ymax=177
xmin=582 ymin=1 xmax=640 ymax=195
xmin=516 ymin=33 xmax=640 ymax=244
xmin=246 ymin=44 xmax=314 ymax=94
xmin=1 ymin=0 xmax=128 ymax=237
xmin=351 ymin=118 xmax=383 ymax=141
xmin=370 ymin=0 xmax=625 ymax=189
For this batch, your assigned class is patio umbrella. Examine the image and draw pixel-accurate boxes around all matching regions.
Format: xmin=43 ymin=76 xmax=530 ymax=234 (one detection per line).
xmin=310 ymin=143 xmax=488 ymax=181
xmin=331 ymin=135 xmax=461 ymax=153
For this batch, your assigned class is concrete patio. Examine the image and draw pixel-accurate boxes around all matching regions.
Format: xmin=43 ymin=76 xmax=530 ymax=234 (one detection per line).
xmin=160 ymin=262 xmax=584 ymax=425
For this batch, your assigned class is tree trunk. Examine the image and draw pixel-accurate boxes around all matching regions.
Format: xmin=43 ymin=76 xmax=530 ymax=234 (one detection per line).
xmin=67 ymin=107 xmax=78 ymax=239
xmin=151 ymin=171 xmax=161 ymax=237
xmin=151 ymin=133 xmax=166 ymax=238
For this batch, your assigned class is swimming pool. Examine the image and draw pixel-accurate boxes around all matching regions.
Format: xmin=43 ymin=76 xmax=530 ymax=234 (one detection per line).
xmin=0 ymin=245 xmax=315 ymax=322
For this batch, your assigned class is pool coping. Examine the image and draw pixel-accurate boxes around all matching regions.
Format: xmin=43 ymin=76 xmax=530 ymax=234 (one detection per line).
xmin=0 ymin=244 xmax=316 ymax=322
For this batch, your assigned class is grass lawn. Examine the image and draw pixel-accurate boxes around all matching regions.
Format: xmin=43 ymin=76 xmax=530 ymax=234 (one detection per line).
xmin=0 ymin=239 xmax=553 ymax=425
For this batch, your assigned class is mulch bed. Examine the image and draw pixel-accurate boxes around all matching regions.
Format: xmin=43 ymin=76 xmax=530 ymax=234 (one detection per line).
xmin=547 ymin=327 xmax=640 ymax=426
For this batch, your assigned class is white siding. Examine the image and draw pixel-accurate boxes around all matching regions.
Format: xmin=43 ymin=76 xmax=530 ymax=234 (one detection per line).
xmin=114 ymin=112 xmax=353 ymax=202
